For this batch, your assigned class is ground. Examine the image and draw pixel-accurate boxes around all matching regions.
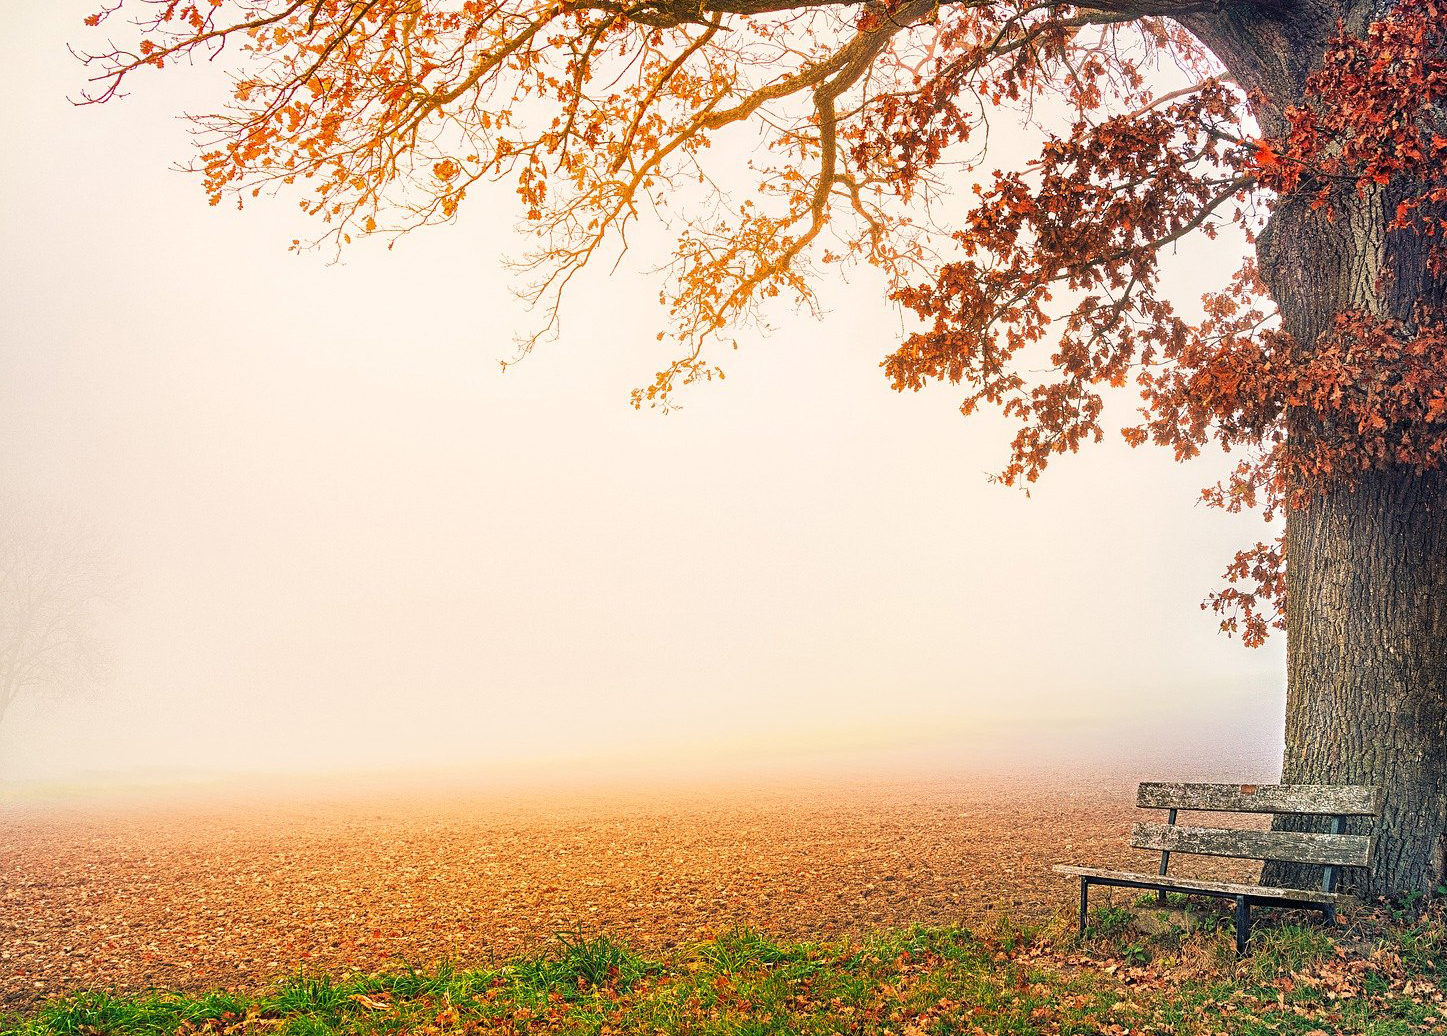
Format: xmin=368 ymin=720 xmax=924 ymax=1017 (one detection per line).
xmin=0 ymin=771 xmax=1269 ymax=1011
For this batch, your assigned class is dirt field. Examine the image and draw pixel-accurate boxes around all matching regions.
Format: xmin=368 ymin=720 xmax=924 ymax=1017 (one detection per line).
xmin=0 ymin=771 xmax=1265 ymax=1010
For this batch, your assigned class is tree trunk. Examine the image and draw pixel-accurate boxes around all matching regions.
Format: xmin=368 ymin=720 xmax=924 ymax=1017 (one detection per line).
xmin=1273 ymin=470 xmax=1447 ymax=900
xmin=1247 ymin=97 xmax=1447 ymax=900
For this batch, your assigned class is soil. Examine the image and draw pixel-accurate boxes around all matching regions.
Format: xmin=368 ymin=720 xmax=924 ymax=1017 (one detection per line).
xmin=0 ymin=771 xmax=1264 ymax=1010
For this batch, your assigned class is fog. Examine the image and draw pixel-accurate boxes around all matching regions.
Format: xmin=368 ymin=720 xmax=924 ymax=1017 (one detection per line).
xmin=0 ymin=3 xmax=1286 ymax=791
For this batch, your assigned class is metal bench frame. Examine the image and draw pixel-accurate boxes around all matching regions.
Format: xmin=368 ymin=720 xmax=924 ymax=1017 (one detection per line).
xmin=1054 ymin=782 xmax=1383 ymax=954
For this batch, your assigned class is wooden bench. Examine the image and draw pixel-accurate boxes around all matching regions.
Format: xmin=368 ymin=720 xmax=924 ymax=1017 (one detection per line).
xmin=1053 ymin=782 xmax=1382 ymax=953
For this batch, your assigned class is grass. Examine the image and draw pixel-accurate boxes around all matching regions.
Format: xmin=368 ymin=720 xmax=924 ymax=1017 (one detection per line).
xmin=5 ymin=907 xmax=1445 ymax=1036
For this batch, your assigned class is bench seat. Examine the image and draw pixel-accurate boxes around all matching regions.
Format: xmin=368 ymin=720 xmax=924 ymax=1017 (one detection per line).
xmin=1052 ymin=865 xmax=1352 ymax=907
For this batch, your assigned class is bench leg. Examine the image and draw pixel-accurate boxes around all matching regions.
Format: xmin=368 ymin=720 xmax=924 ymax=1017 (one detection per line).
xmin=1322 ymin=903 xmax=1337 ymax=927
xmin=1234 ymin=896 xmax=1251 ymax=954
xmin=1079 ymin=878 xmax=1089 ymax=938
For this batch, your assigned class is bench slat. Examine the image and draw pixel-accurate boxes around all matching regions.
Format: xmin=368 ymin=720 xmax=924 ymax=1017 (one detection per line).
xmin=1137 ymin=782 xmax=1382 ymax=816
xmin=1130 ymin=822 xmax=1374 ymax=867
xmin=1052 ymin=865 xmax=1351 ymax=906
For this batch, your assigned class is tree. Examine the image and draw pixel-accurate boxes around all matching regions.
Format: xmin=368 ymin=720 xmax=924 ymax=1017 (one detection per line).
xmin=75 ymin=0 xmax=1447 ymax=899
xmin=0 ymin=502 xmax=115 ymax=733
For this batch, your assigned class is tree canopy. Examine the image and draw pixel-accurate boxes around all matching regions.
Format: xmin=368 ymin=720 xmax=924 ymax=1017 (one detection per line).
xmin=75 ymin=1 xmax=1447 ymax=645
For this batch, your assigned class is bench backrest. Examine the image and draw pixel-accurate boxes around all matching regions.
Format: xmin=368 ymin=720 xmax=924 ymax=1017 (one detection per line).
xmin=1134 ymin=783 xmax=1383 ymax=894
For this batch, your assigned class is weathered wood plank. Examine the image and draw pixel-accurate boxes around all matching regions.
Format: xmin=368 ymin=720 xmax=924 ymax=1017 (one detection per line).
xmin=1130 ymin=823 xmax=1374 ymax=867
xmin=1051 ymin=865 xmax=1351 ymax=905
xmin=1136 ymin=783 xmax=1382 ymax=816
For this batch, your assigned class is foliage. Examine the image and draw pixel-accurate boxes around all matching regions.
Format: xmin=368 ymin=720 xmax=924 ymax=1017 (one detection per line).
xmin=6 ymin=912 xmax=1447 ymax=1036
xmin=72 ymin=1 xmax=1447 ymax=640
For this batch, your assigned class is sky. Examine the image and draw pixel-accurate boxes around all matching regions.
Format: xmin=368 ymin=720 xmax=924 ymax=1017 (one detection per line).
xmin=0 ymin=3 xmax=1287 ymax=785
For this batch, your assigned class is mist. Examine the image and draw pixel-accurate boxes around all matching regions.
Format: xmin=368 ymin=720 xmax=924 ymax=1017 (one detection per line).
xmin=0 ymin=2 xmax=1287 ymax=792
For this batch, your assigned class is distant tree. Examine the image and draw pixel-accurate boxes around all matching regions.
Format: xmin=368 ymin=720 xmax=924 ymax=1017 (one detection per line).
xmin=75 ymin=1 xmax=1447 ymax=898
xmin=0 ymin=502 xmax=115 ymax=732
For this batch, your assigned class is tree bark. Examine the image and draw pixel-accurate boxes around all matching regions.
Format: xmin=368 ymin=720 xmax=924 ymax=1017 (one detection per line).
xmin=1252 ymin=128 xmax=1447 ymax=902
xmin=1275 ymin=469 xmax=1447 ymax=899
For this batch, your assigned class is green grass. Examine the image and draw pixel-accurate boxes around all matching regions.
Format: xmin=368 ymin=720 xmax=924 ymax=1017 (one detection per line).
xmin=5 ymin=909 xmax=1445 ymax=1036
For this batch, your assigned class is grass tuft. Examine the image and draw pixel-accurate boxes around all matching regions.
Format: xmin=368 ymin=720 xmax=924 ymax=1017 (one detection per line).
xmin=692 ymin=927 xmax=790 ymax=974
xmin=1244 ymin=923 xmax=1336 ymax=983
xmin=506 ymin=930 xmax=650 ymax=1000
